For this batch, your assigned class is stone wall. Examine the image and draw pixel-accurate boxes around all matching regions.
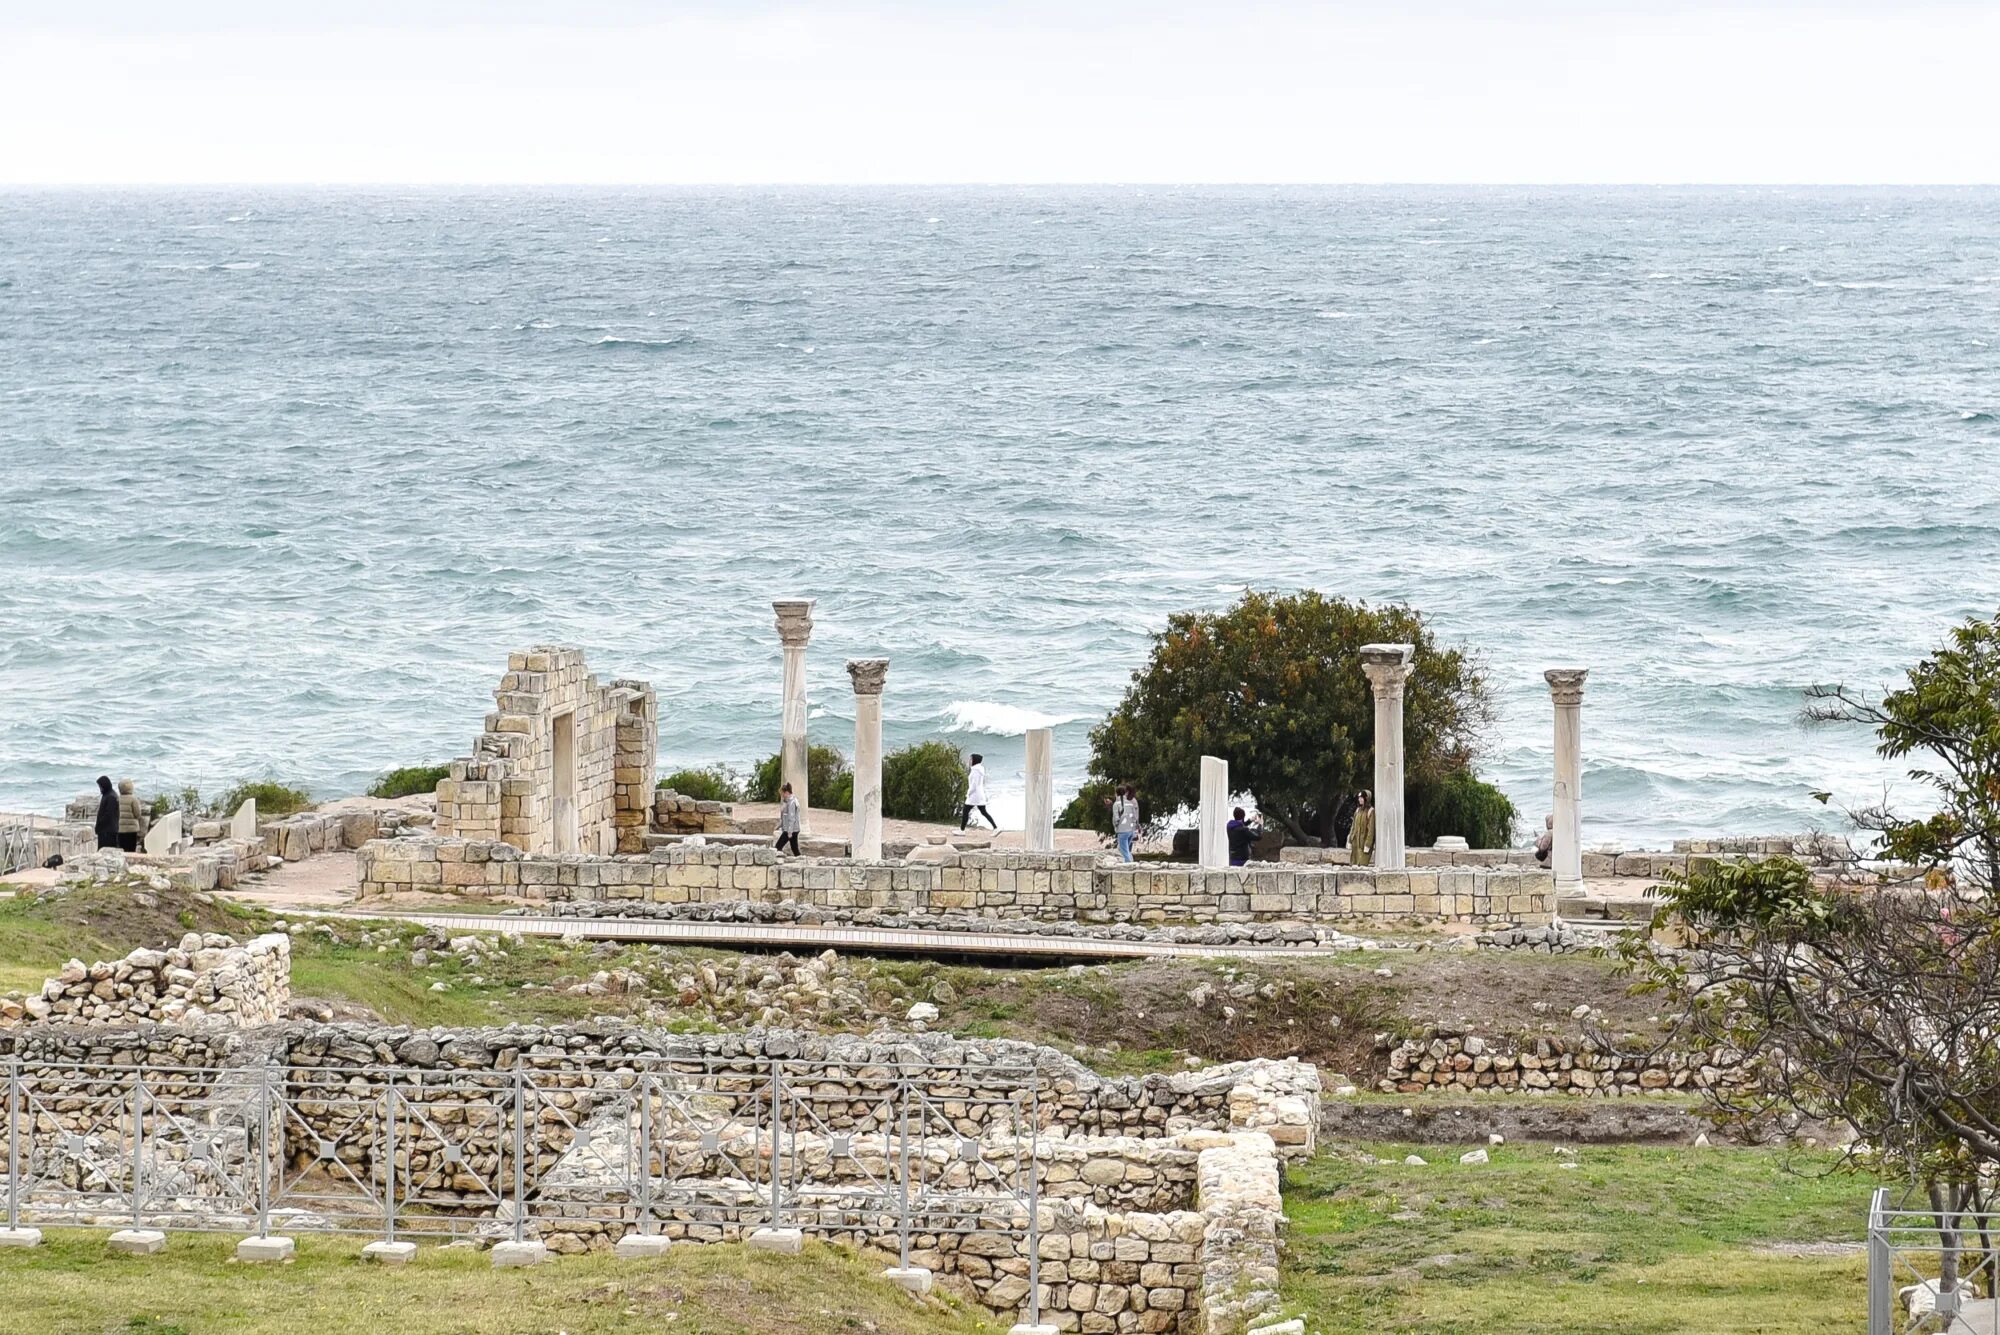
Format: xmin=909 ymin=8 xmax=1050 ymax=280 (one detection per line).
xmin=434 ymin=647 xmax=658 ymax=857
xmin=0 ymin=1022 xmax=1301 ymax=1332
xmin=17 ymin=933 xmax=290 ymax=1027
xmin=1284 ymin=833 xmax=1862 ymax=880
xmin=358 ymin=839 xmax=1553 ymax=926
xmin=1378 ymin=1028 xmax=1744 ymax=1096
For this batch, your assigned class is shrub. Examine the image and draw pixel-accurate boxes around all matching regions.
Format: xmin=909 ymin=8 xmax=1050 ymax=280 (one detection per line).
xmin=881 ymin=741 xmax=968 ymax=823
xmin=368 ymin=764 xmax=452 ymax=800
xmin=746 ymin=745 xmax=849 ymax=804
xmin=213 ymin=780 xmax=313 ymax=818
xmin=820 ymin=770 xmax=854 ymax=813
xmin=148 ymin=785 xmax=204 ymax=820
xmin=657 ymin=765 xmax=744 ymax=803
xmin=1056 ymin=779 xmax=1119 ymax=834
xmin=1408 ymin=770 xmax=1517 ymax=849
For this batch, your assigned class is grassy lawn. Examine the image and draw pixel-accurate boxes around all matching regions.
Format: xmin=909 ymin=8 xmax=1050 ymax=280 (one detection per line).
xmin=1282 ymin=1144 xmax=1874 ymax=1334
xmin=0 ymin=1231 xmax=1001 ymax=1335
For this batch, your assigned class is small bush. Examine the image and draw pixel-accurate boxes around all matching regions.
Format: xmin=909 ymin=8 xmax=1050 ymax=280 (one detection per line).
xmin=368 ymin=764 xmax=452 ymax=800
xmin=214 ymin=780 xmax=314 ymax=818
xmin=1056 ymin=779 xmax=1119 ymax=835
xmin=746 ymin=745 xmax=849 ymax=804
xmin=881 ymin=741 xmax=968 ymax=823
xmin=148 ymin=785 xmax=204 ymax=819
xmin=820 ymin=770 xmax=854 ymax=813
xmin=1408 ymin=769 xmax=1517 ymax=849
xmin=657 ymin=765 xmax=744 ymax=803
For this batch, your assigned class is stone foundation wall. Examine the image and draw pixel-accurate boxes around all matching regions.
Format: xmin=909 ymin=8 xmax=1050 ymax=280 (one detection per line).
xmin=0 ymin=1023 xmax=1300 ymax=1331
xmin=434 ymin=647 xmax=657 ymax=857
xmin=1283 ymin=833 xmax=1861 ymax=879
xmin=358 ymin=840 xmax=1552 ymax=925
xmin=1379 ymin=1029 xmax=1744 ymax=1096
xmin=18 ymin=933 xmax=290 ymax=1026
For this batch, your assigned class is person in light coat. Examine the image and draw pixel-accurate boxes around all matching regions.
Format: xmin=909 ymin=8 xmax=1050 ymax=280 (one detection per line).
xmin=775 ymin=782 xmax=801 ymax=856
xmin=960 ymin=754 xmax=997 ymax=831
xmin=116 ymin=779 xmax=150 ymax=853
xmin=1109 ymin=785 xmax=1141 ymax=862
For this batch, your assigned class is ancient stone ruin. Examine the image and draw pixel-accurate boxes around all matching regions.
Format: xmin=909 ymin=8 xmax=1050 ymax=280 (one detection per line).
xmin=434 ymin=647 xmax=658 ymax=856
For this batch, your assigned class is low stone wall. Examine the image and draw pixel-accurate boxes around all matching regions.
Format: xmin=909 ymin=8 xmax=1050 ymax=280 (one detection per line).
xmin=0 ymin=1022 xmax=1300 ymax=1332
xmin=359 ymin=839 xmax=1553 ymax=925
xmin=17 ymin=933 xmax=290 ymax=1027
xmin=1379 ymin=1029 xmax=1743 ymax=1096
xmin=1283 ymin=834 xmax=1861 ymax=879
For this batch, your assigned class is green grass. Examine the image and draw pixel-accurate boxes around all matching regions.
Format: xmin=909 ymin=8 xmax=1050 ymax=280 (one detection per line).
xmin=0 ymin=1230 xmax=1000 ymax=1335
xmin=1282 ymin=1143 xmax=1874 ymax=1334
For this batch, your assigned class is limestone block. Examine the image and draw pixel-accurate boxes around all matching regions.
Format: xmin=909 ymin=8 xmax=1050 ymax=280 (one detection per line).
xmin=108 ymin=1229 xmax=167 ymax=1256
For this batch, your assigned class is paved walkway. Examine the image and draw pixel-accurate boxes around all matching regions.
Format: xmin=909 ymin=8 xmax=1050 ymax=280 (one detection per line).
xmin=329 ymin=908 xmax=1357 ymax=961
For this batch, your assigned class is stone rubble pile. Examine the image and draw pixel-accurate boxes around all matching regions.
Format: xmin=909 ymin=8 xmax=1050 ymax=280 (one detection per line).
xmin=650 ymin=788 xmax=744 ymax=835
xmin=19 ymin=933 xmax=290 ymax=1026
xmin=643 ymin=947 xmax=904 ymax=1029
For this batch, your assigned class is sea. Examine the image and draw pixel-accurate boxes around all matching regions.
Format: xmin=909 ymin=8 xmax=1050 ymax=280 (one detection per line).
xmin=3 ymin=186 xmax=1997 ymax=846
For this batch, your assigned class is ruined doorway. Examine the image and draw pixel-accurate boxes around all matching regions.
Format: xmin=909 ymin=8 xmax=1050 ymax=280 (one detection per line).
xmin=552 ymin=709 xmax=578 ymax=853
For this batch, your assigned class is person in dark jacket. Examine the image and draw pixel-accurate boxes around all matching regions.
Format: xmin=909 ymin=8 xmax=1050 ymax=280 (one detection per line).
xmin=93 ymin=775 xmax=119 ymax=850
xmin=1225 ymin=806 xmax=1260 ymax=867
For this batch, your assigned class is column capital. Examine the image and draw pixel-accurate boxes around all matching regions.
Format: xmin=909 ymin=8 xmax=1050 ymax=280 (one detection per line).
xmin=773 ymin=598 xmax=816 ymax=646
xmin=846 ymin=658 xmax=889 ymax=696
xmin=1544 ymin=667 xmax=1589 ymax=706
xmin=1358 ymin=643 xmax=1415 ymax=694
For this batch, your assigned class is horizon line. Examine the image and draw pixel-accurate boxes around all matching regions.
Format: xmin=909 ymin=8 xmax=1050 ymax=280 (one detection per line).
xmin=5 ymin=180 xmax=2000 ymax=190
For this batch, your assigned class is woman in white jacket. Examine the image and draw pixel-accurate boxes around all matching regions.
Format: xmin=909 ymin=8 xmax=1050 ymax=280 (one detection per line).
xmin=960 ymin=753 xmax=997 ymax=830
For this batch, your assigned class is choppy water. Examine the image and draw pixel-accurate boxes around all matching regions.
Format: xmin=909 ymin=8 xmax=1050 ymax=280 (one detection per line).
xmin=3 ymin=187 xmax=1998 ymax=843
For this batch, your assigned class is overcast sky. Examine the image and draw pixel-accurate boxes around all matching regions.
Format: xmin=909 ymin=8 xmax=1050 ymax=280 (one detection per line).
xmin=3 ymin=1 xmax=1996 ymax=185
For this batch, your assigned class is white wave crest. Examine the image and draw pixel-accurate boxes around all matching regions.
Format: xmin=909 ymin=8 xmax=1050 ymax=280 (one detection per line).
xmin=942 ymin=700 xmax=1087 ymax=735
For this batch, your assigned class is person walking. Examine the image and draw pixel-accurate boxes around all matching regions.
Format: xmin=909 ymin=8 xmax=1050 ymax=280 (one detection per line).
xmin=92 ymin=775 xmax=119 ymax=850
xmin=1347 ymin=789 xmax=1376 ymax=865
xmin=1226 ymin=806 xmax=1260 ymax=867
xmin=1109 ymin=785 xmax=1141 ymax=862
xmin=774 ymin=782 xmax=801 ymax=855
xmin=116 ymin=779 xmax=149 ymax=853
xmin=959 ymin=753 xmax=997 ymax=831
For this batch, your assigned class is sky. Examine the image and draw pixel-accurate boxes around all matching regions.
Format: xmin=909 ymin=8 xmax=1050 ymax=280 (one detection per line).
xmin=2 ymin=1 xmax=1997 ymax=185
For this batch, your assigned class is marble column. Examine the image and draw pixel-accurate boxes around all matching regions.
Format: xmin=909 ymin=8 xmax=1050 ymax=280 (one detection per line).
xmin=1545 ymin=668 xmax=1589 ymax=896
xmin=847 ymin=658 xmax=889 ymax=861
xmin=1197 ymin=755 xmax=1229 ymax=869
xmin=773 ymin=599 xmax=815 ymax=833
xmin=1359 ymin=643 xmax=1415 ymax=870
xmin=1024 ymin=728 xmax=1055 ymax=853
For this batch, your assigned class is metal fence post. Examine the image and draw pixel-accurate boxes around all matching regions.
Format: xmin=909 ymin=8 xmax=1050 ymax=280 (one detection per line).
xmin=1867 ymin=1187 xmax=1891 ymax=1335
xmin=896 ymin=1076 xmax=912 ymax=1270
xmin=637 ymin=1073 xmax=654 ymax=1236
xmin=1026 ymin=1089 xmax=1042 ymax=1328
xmin=256 ymin=1070 xmax=272 ymax=1238
xmin=6 ymin=1060 xmax=19 ymax=1232
xmin=512 ymin=1066 xmax=527 ymax=1244
xmin=130 ymin=1075 xmax=145 ymax=1228
xmin=768 ymin=1060 xmax=784 ymax=1227
xmin=384 ymin=1082 xmax=398 ymax=1244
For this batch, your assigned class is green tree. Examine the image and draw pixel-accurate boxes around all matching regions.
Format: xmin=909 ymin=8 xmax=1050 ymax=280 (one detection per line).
xmin=880 ymin=741 xmax=968 ymax=823
xmin=656 ymin=765 xmax=744 ymax=803
xmin=1805 ymin=608 xmax=2000 ymax=894
xmin=1084 ymin=590 xmax=1493 ymax=845
xmin=746 ymin=746 xmax=849 ymax=805
xmin=1408 ymin=770 xmax=1517 ymax=848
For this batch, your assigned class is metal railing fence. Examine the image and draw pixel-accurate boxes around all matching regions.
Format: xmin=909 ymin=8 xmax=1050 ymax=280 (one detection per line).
xmin=1869 ymin=1186 xmax=2000 ymax=1335
xmin=2 ymin=1055 xmax=1045 ymax=1321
